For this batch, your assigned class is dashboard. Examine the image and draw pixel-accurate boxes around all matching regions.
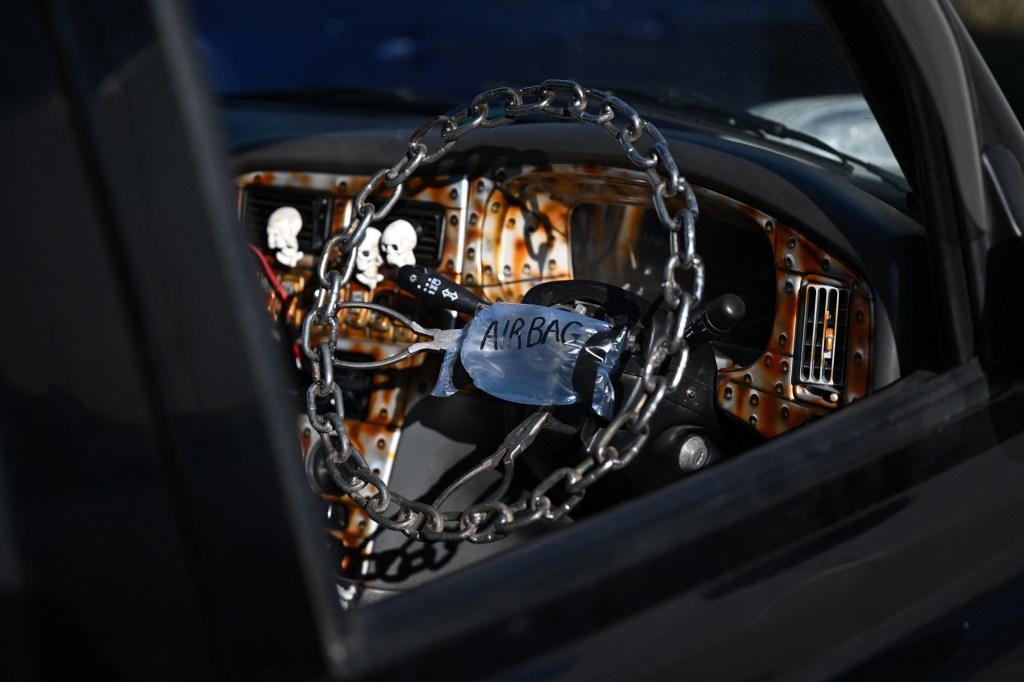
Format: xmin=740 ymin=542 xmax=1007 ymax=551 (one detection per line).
xmin=231 ymin=118 xmax=933 ymax=593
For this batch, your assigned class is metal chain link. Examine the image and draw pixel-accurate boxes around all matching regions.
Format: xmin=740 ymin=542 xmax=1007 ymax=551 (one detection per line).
xmin=302 ymin=80 xmax=704 ymax=543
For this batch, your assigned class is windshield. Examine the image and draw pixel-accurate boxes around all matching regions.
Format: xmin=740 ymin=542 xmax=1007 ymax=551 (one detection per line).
xmin=189 ymin=0 xmax=902 ymax=174
xmin=189 ymin=1 xmax=856 ymax=107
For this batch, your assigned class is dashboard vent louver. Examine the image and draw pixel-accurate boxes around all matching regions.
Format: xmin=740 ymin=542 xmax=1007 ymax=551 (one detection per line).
xmin=798 ymin=282 xmax=850 ymax=386
xmin=242 ymin=185 xmax=333 ymax=253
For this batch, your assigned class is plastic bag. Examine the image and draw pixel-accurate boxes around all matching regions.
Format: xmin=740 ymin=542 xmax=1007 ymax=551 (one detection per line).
xmin=431 ymin=303 xmax=625 ymax=418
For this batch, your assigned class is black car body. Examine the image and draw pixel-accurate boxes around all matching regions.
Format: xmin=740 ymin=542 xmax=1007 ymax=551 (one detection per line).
xmin=2 ymin=1 xmax=1024 ymax=680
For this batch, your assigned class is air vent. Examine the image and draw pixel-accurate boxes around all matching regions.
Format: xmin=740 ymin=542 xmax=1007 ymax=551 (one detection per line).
xmin=241 ymin=185 xmax=333 ymax=253
xmin=383 ymin=201 xmax=446 ymax=267
xmin=798 ymin=282 xmax=850 ymax=386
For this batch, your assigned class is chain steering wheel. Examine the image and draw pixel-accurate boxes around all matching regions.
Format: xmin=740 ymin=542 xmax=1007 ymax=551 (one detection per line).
xmin=301 ymin=80 xmax=704 ymax=543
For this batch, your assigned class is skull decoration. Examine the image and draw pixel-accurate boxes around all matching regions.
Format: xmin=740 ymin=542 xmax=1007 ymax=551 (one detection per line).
xmin=354 ymin=226 xmax=384 ymax=288
xmin=381 ymin=219 xmax=418 ymax=268
xmin=266 ymin=206 xmax=305 ymax=268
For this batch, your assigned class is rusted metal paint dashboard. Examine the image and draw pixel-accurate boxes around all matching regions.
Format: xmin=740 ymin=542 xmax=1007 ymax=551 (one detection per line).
xmin=237 ymin=164 xmax=872 ymax=550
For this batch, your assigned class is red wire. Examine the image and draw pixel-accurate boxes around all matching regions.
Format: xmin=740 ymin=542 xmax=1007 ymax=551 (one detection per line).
xmin=248 ymin=243 xmax=291 ymax=304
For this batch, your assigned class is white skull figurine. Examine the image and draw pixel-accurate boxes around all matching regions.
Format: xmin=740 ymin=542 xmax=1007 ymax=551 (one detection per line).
xmin=266 ymin=206 xmax=305 ymax=268
xmin=354 ymin=226 xmax=384 ymax=288
xmin=381 ymin=219 xmax=418 ymax=267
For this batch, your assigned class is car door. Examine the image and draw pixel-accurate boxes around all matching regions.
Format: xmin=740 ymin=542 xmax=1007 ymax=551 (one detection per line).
xmin=339 ymin=2 xmax=1024 ymax=679
xmin=3 ymin=0 xmax=1024 ymax=680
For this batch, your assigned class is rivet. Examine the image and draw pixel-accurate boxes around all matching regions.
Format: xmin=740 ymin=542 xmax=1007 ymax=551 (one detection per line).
xmin=856 ymin=310 xmax=865 ymax=323
xmin=503 ymin=264 xmax=512 ymax=276
xmin=302 ymin=428 xmax=311 ymax=438
xmin=446 ymin=259 xmax=456 ymax=271
xmin=685 ymin=386 xmax=697 ymax=400
xmin=449 ymin=188 xmax=459 ymax=200
xmin=775 ymin=382 xmax=784 ymax=394
xmin=829 ymin=392 xmax=840 ymax=403
xmin=784 ymin=255 xmax=794 ymax=268
xmin=854 ymin=351 xmax=863 ymax=365
xmin=379 ymin=408 xmax=388 ymax=419
xmin=491 ymin=201 xmax=501 ymax=212
xmin=548 ymin=259 xmax=557 ymax=270
xmin=821 ymin=257 xmax=831 ymax=271
xmin=785 ymin=280 xmax=794 ymax=293
xmin=467 ymin=247 xmax=476 ymax=259
xmin=449 ymin=214 xmax=458 ymax=225
xmin=787 ymin=236 xmax=797 ymax=249
xmin=477 ymin=181 xmax=486 ymax=193
xmin=376 ymin=438 xmax=386 ymax=450
xmin=337 ymin=179 xmax=347 ymax=191
xmin=744 ymin=374 xmax=752 ymax=385
xmin=781 ymin=361 xmax=789 ymax=373
xmin=469 ymin=213 xmax=478 ymax=226
xmin=750 ymin=394 xmax=759 ymax=406
xmin=781 ymin=406 xmax=790 ymax=419
xmin=522 ymin=264 xmax=531 ymax=275
xmin=724 ymin=386 xmax=733 ymax=399
xmin=465 ymin=274 xmax=475 ymax=284
xmin=764 ymin=355 xmax=773 ymax=367
xmin=778 ymin=333 xmax=787 ymax=347
xmin=508 ymin=218 xmax=516 ymax=228
xmin=749 ymin=415 xmax=758 ymax=425
xmin=484 ymin=265 xmax=493 ymax=276
xmin=765 ymin=220 xmax=774 ymax=232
